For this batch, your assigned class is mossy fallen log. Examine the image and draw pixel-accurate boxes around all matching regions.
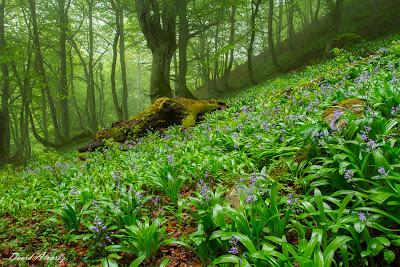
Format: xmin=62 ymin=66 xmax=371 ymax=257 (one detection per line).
xmin=78 ymin=97 xmax=227 ymax=152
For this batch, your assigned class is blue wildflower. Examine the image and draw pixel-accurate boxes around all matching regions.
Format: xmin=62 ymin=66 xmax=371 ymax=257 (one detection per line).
xmin=358 ymin=211 xmax=367 ymax=222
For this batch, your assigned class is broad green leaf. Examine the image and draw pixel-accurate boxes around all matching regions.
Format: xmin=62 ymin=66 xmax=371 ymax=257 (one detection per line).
xmin=322 ymin=236 xmax=352 ymax=267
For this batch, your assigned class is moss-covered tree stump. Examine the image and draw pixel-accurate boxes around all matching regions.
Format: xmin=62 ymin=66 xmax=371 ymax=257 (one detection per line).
xmin=78 ymin=98 xmax=227 ymax=152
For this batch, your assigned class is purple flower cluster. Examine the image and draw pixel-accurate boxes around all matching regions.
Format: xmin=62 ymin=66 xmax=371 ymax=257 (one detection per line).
xmin=241 ymin=106 xmax=250 ymax=113
xmin=228 ymin=236 xmax=240 ymax=255
xmin=152 ymin=196 xmax=161 ymax=205
xmin=354 ymin=72 xmax=371 ymax=84
xmin=358 ymin=211 xmax=367 ymax=222
xmin=359 ymin=126 xmax=378 ymax=151
xmin=198 ymin=179 xmax=211 ymax=201
xmin=391 ymin=105 xmax=400 ymax=115
xmin=92 ymin=217 xmax=107 ymax=234
xmin=344 ymin=169 xmax=355 ymax=181
xmin=320 ymin=83 xmax=333 ymax=95
xmin=91 ymin=217 xmax=111 ymax=248
xmin=377 ymin=166 xmax=389 ymax=177
xmin=330 ymin=110 xmax=342 ymax=131
xmin=167 ymin=155 xmax=174 ymax=164
xmin=287 ymin=193 xmax=299 ymax=206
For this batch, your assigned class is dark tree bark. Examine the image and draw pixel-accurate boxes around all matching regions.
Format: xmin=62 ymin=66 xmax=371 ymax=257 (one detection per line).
xmin=57 ymin=0 xmax=70 ymax=139
xmin=0 ymin=0 xmax=10 ymax=158
xmin=268 ymin=0 xmax=279 ymax=68
xmin=176 ymin=0 xmax=196 ymax=99
xmin=248 ymin=0 xmax=262 ymax=85
xmin=135 ymin=0 xmax=178 ymax=102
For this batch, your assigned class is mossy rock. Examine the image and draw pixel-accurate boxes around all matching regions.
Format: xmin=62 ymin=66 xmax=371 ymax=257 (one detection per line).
xmin=323 ymin=98 xmax=367 ymax=128
xmin=78 ymin=97 xmax=227 ymax=152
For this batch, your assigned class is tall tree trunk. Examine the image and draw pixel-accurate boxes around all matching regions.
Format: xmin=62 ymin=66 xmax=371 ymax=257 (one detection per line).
xmin=58 ymin=0 xmax=70 ymax=138
xmin=287 ymin=0 xmax=295 ymax=50
xmin=98 ymin=62 xmax=105 ymax=126
xmin=135 ymin=0 xmax=177 ymax=102
xmin=176 ymin=0 xmax=196 ymax=99
xmin=87 ymin=0 xmax=97 ymax=131
xmin=324 ymin=0 xmax=344 ymax=55
xmin=325 ymin=0 xmax=344 ymax=35
xmin=110 ymin=2 xmax=123 ymax=121
xmin=150 ymin=48 xmax=174 ymax=101
xmin=212 ymin=22 xmax=220 ymax=91
xmin=0 ymin=0 xmax=10 ymax=158
xmin=222 ymin=2 xmax=237 ymax=91
xmin=276 ymin=0 xmax=284 ymax=52
xmin=69 ymin=49 xmax=84 ymax=130
xmin=118 ymin=6 xmax=129 ymax=119
xmin=314 ymin=0 xmax=321 ymax=22
xmin=29 ymin=0 xmax=62 ymax=141
xmin=248 ymin=0 xmax=262 ymax=85
xmin=268 ymin=0 xmax=279 ymax=68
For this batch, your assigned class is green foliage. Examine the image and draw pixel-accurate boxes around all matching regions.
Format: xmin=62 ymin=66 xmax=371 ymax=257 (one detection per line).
xmin=2 ymin=35 xmax=400 ymax=266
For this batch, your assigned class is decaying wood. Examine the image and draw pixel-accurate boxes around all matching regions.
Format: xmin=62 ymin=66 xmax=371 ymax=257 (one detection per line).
xmin=78 ymin=97 xmax=227 ymax=152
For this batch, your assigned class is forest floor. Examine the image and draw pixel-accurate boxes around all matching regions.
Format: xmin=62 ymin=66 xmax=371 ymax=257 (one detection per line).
xmin=1 ymin=35 xmax=400 ymax=266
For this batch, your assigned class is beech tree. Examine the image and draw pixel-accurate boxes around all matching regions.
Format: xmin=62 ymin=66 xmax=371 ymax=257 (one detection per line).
xmin=135 ymin=0 xmax=178 ymax=102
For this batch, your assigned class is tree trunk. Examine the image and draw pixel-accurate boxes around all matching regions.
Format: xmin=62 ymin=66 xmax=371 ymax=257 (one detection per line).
xmin=268 ymin=0 xmax=279 ymax=68
xmin=69 ymin=49 xmax=84 ymax=130
xmin=222 ymin=3 xmax=237 ymax=91
xmin=118 ymin=6 xmax=129 ymax=120
xmin=150 ymin=48 xmax=174 ymax=101
xmin=135 ymin=0 xmax=177 ymax=102
xmin=110 ymin=2 xmax=123 ymax=121
xmin=287 ymin=0 xmax=295 ymax=50
xmin=58 ymin=0 xmax=70 ymax=139
xmin=0 ymin=0 xmax=10 ymax=158
xmin=176 ymin=0 xmax=196 ymax=99
xmin=87 ymin=0 xmax=97 ymax=131
xmin=324 ymin=0 xmax=344 ymax=55
xmin=314 ymin=0 xmax=321 ymax=22
xmin=248 ymin=0 xmax=262 ymax=85
xmin=29 ymin=0 xmax=62 ymax=141
xmin=276 ymin=0 xmax=284 ymax=52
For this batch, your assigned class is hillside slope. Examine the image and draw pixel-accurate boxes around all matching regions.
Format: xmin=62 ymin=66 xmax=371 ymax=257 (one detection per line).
xmin=1 ymin=35 xmax=400 ymax=266
xmin=195 ymin=0 xmax=400 ymax=99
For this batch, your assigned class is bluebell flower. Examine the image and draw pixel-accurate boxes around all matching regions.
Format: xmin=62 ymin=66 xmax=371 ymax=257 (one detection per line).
xmin=245 ymin=194 xmax=256 ymax=204
xmin=358 ymin=211 xmax=367 ymax=222
xmin=344 ymin=169 xmax=355 ymax=181
xmin=167 ymin=155 xmax=174 ymax=164
xmin=366 ymin=139 xmax=378 ymax=151
xmin=229 ymin=246 xmax=239 ymax=255
xmin=249 ymin=173 xmax=257 ymax=186
xmin=378 ymin=166 xmax=388 ymax=176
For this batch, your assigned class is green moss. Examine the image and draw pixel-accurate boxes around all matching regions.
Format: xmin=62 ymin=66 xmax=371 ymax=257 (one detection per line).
xmin=323 ymin=98 xmax=367 ymax=125
xmin=91 ymin=97 xmax=225 ymax=147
